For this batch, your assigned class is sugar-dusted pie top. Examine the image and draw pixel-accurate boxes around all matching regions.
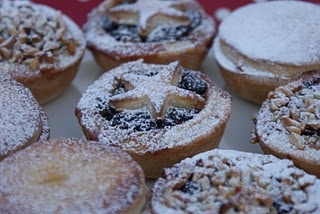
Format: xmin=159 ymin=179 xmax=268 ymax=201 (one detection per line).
xmin=252 ymin=71 xmax=320 ymax=163
xmin=0 ymin=0 xmax=86 ymax=78
xmin=107 ymin=0 xmax=190 ymax=37
xmin=0 ymin=75 xmax=49 ymax=160
xmin=152 ymin=149 xmax=320 ymax=213
xmin=218 ymin=1 xmax=320 ymax=66
xmin=109 ymin=61 xmax=206 ymax=121
xmin=83 ymin=0 xmax=215 ymax=58
xmin=76 ymin=60 xmax=231 ymax=154
xmin=0 ymin=138 xmax=147 ymax=213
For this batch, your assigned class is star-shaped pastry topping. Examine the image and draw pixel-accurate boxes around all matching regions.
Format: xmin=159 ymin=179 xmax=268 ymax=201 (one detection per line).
xmin=109 ymin=61 xmax=206 ymax=121
xmin=107 ymin=0 xmax=190 ymax=37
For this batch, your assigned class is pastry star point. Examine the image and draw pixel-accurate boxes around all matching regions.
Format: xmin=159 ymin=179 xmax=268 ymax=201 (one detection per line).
xmin=108 ymin=0 xmax=190 ymax=36
xmin=109 ymin=61 xmax=206 ymax=121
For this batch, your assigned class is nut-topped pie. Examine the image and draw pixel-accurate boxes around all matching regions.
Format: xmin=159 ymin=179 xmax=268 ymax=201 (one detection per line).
xmin=252 ymin=70 xmax=320 ymax=178
xmin=0 ymin=0 xmax=86 ymax=104
xmin=152 ymin=149 xmax=320 ymax=213
xmin=83 ymin=0 xmax=215 ymax=71
xmin=75 ymin=60 xmax=232 ymax=178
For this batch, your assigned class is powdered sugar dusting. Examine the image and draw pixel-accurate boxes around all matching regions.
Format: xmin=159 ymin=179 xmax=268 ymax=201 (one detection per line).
xmin=0 ymin=0 xmax=86 ymax=78
xmin=84 ymin=0 xmax=215 ymax=60
xmin=108 ymin=0 xmax=189 ymax=35
xmin=76 ymin=60 xmax=232 ymax=155
xmin=0 ymin=138 xmax=147 ymax=213
xmin=152 ymin=149 xmax=320 ymax=213
xmin=0 ymin=75 xmax=49 ymax=160
xmin=218 ymin=1 xmax=320 ymax=66
xmin=253 ymin=71 xmax=320 ymax=175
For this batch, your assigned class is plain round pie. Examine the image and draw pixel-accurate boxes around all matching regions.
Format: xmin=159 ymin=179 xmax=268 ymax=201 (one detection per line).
xmin=214 ymin=1 xmax=320 ymax=104
xmin=0 ymin=138 xmax=149 ymax=213
xmin=0 ymin=75 xmax=49 ymax=161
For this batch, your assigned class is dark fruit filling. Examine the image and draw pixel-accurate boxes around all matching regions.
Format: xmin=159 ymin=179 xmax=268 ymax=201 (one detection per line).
xmin=179 ymin=70 xmax=207 ymax=95
xmin=96 ymin=70 xmax=207 ymax=131
xmin=179 ymin=181 xmax=202 ymax=195
xmin=101 ymin=9 xmax=202 ymax=42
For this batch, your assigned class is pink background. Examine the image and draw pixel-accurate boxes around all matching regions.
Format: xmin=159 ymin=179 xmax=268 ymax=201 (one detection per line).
xmin=33 ymin=0 xmax=320 ymax=27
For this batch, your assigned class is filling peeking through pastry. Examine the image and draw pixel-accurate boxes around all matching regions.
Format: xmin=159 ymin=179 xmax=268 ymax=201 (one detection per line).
xmin=160 ymin=155 xmax=317 ymax=213
xmin=100 ymin=0 xmax=202 ymax=42
xmin=0 ymin=1 xmax=79 ymax=71
xmin=96 ymin=61 xmax=208 ymax=131
xmin=265 ymin=75 xmax=320 ymax=150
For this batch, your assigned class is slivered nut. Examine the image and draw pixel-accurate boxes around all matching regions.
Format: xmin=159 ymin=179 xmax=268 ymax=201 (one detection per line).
xmin=0 ymin=3 xmax=78 ymax=71
xmin=277 ymin=86 xmax=294 ymax=97
xmin=282 ymin=117 xmax=300 ymax=127
xmin=289 ymin=132 xmax=305 ymax=150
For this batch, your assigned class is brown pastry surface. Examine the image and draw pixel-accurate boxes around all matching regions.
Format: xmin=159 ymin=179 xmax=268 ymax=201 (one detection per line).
xmin=214 ymin=1 xmax=320 ymax=104
xmin=83 ymin=0 xmax=215 ymax=71
xmin=252 ymin=70 xmax=320 ymax=178
xmin=75 ymin=60 xmax=232 ymax=178
xmin=0 ymin=75 xmax=49 ymax=161
xmin=0 ymin=138 xmax=149 ymax=213
xmin=0 ymin=1 xmax=86 ymax=104
xmin=152 ymin=149 xmax=320 ymax=213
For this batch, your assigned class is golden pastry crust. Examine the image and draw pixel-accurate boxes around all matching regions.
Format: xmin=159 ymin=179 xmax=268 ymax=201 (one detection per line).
xmin=0 ymin=138 xmax=149 ymax=213
xmin=75 ymin=60 xmax=232 ymax=178
xmin=152 ymin=149 xmax=320 ymax=213
xmin=252 ymin=70 xmax=320 ymax=178
xmin=0 ymin=75 xmax=49 ymax=161
xmin=83 ymin=0 xmax=215 ymax=71
xmin=0 ymin=1 xmax=86 ymax=104
xmin=214 ymin=1 xmax=320 ymax=104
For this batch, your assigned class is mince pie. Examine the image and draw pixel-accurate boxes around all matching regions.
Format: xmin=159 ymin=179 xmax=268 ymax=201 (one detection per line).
xmin=75 ymin=60 xmax=232 ymax=178
xmin=0 ymin=75 xmax=49 ymax=161
xmin=0 ymin=138 xmax=149 ymax=213
xmin=214 ymin=1 xmax=320 ymax=104
xmin=252 ymin=70 xmax=320 ymax=178
xmin=83 ymin=0 xmax=215 ymax=71
xmin=152 ymin=149 xmax=320 ymax=213
xmin=0 ymin=0 xmax=86 ymax=104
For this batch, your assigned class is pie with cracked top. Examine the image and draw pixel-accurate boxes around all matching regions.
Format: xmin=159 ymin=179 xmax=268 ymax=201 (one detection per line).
xmin=252 ymin=70 xmax=320 ymax=178
xmin=83 ymin=0 xmax=215 ymax=71
xmin=75 ymin=60 xmax=232 ymax=178
xmin=152 ymin=149 xmax=320 ymax=213
xmin=0 ymin=138 xmax=149 ymax=213
xmin=0 ymin=0 xmax=86 ymax=104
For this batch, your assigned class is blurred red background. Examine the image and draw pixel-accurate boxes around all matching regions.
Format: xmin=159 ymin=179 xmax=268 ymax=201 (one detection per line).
xmin=33 ymin=0 xmax=320 ymax=27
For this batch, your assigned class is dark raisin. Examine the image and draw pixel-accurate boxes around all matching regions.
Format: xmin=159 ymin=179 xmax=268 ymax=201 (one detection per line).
xmin=100 ymin=14 xmax=114 ymax=32
xmin=303 ymin=76 xmax=320 ymax=89
xmin=195 ymin=159 xmax=204 ymax=167
xmin=187 ymin=10 xmax=202 ymax=29
xmin=112 ymin=82 xmax=126 ymax=96
xmin=302 ymin=125 xmax=320 ymax=136
xmin=109 ymin=25 xmax=142 ymax=42
xmin=178 ymin=72 xmax=207 ymax=95
xmin=96 ymin=97 xmax=117 ymax=120
xmin=179 ymin=181 xmax=201 ymax=195
xmin=160 ymin=107 xmax=198 ymax=128
xmin=147 ymin=25 xmax=189 ymax=42
xmin=273 ymin=199 xmax=293 ymax=213
xmin=109 ymin=111 xmax=157 ymax=131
